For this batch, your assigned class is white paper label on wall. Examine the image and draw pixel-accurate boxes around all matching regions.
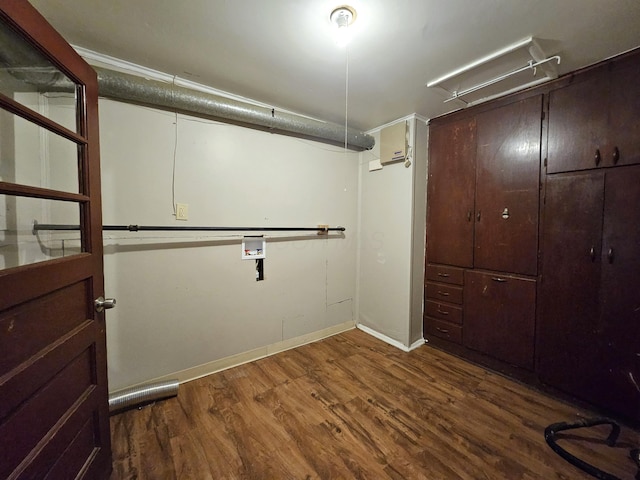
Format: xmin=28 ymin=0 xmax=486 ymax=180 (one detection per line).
xmin=369 ymin=159 xmax=383 ymax=172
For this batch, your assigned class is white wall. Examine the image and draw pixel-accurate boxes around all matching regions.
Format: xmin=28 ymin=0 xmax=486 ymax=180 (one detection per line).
xmin=99 ymin=99 xmax=359 ymax=391
xmin=357 ymin=116 xmax=427 ymax=348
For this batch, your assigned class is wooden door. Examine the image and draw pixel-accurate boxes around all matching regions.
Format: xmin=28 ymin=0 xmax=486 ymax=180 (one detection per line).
xmin=599 ymin=166 xmax=640 ymax=422
xmin=463 ymin=270 xmax=536 ymax=369
xmin=0 ymin=3 xmax=111 ymax=479
xmin=537 ymin=173 xmax=605 ymax=402
xmin=608 ymin=55 xmax=640 ymax=168
xmin=426 ymin=117 xmax=476 ymax=268
xmin=474 ymin=96 xmax=542 ymax=275
xmin=547 ymin=70 xmax=609 ymax=174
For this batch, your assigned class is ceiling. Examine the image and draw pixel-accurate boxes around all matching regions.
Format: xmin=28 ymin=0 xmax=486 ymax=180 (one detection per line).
xmin=29 ymin=0 xmax=640 ymax=132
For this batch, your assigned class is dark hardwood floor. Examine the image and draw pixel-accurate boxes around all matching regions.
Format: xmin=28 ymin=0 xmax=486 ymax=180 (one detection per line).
xmin=110 ymin=329 xmax=639 ymax=479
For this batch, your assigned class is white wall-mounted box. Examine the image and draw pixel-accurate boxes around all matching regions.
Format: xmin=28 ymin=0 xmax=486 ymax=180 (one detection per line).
xmin=380 ymin=121 xmax=407 ymax=165
xmin=242 ymin=236 xmax=266 ymax=259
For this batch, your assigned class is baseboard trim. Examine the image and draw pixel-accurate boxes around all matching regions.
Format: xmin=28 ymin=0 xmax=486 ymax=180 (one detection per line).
xmin=111 ymin=320 xmax=356 ymax=393
xmin=356 ymin=323 xmax=425 ymax=352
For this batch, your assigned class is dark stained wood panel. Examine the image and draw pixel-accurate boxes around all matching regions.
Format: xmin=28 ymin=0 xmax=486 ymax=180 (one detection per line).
xmin=46 ymin=417 xmax=97 ymax=480
xmin=599 ymin=166 xmax=640 ymax=421
xmin=426 ymin=118 xmax=476 ymax=268
xmin=0 ymin=281 xmax=88 ymax=374
xmin=425 ymin=282 xmax=463 ymax=304
xmin=474 ymin=95 xmax=542 ymax=275
xmin=537 ymin=173 xmax=605 ymax=404
xmin=425 ymin=263 xmax=464 ymax=285
xmin=17 ymin=388 xmax=100 ymax=480
xmin=425 ymin=300 xmax=462 ymax=324
xmin=424 ymin=317 xmax=463 ymax=344
xmin=109 ymin=330 xmax=640 ymax=480
xmin=547 ymin=71 xmax=609 ymax=173
xmin=463 ymin=270 xmax=536 ymax=370
xmin=608 ymin=57 xmax=640 ymax=168
xmin=0 ymin=348 xmax=93 ymax=479
xmin=0 ymin=320 xmax=95 ymax=421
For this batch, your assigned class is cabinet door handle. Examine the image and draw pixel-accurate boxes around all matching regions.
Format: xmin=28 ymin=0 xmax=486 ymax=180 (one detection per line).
xmin=476 ymin=211 xmax=481 ymax=222
xmin=590 ymin=246 xmax=596 ymax=262
xmin=607 ymin=247 xmax=614 ymax=264
xmin=437 ymin=273 xmax=450 ymax=278
xmin=595 ymin=148 xmax=601 ymax=166
xmin=612 ymin=146 xmax=620 ymax=164
xmin=437 ymin=291 xmax=450 ymax=297
xmin=467 ymin=210 xmax=472 ymax=222
xmin=435 ymin=327 xmax=449 ymax=334
xmin=436 ymin=309 xmax=449 ymax=315
xmin=491 ymin=277 xmax=507 ymax=283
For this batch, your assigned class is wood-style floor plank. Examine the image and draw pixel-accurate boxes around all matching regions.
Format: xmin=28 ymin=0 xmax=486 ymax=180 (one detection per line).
xmin=110 ymin=329 xmax=640 ymax=479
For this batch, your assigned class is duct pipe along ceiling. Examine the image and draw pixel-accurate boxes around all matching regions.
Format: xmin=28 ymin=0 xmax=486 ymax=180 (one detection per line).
xmin=0 ymin=22 xmax=374 ymax=151
xmin=94 ymin=67 xmax=374 ymax=151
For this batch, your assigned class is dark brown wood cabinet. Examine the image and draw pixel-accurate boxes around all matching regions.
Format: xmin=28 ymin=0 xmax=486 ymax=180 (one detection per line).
xmin=426 ymin=118 xmax=476 ymax=268
xmin=464 ymin=270 xmax=536 ymax=370
xmin=547 ymin=56 xmax=640 ymax=174
xmin=474 ymin=96 xmax=542 ymax=276
xmin=424 ymin=264 xmax=464 ymax=344
xmin=425 ymin=96 xmax=541 ymax=374
xmin=538 ymin=166 xmax=640 ymax=422
xmin=537 ymin=172 xmax=604 ymax=398
xmin=425 ymin=48 xmax=640 ymax=423
xmin=426 ymin=96 xmax=542 ymax=275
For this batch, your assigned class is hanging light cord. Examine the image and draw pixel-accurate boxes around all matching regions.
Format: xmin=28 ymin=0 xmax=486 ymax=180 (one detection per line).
xmin=344 ymin=47 xmax=349 ymax=152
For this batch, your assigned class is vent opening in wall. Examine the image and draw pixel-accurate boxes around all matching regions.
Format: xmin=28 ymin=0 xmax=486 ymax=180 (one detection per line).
xmin=380 ymin=121 xmax=408 ymax=165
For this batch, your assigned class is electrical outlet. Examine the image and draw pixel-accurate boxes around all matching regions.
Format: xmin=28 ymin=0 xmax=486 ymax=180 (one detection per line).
xmin=176 ymin=203 xmax=188 ymax=221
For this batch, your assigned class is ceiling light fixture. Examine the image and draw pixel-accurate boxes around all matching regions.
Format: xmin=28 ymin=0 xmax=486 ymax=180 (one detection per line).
xmin=330 ymin=5 xmax=357 ymax=47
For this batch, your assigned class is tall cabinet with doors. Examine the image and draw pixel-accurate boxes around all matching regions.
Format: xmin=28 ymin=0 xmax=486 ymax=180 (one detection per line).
xmin=425 ymin=95 xmax=542 ymax=370
xmin=425 ymin=48 xmax=640 ymax=424
xmin=537 ymin=53 xmax=640 ymax=423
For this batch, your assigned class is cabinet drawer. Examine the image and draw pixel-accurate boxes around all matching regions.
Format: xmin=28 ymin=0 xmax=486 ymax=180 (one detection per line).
xmin=425 ymin=264 xmax=464 ymax=285
xmin=425 ymin=282 xmax=463 ymax=304
xmin=425 ymin=317 xmax=462 ymax=344
xmin=425 ymin=300 xmax=463 ymax=325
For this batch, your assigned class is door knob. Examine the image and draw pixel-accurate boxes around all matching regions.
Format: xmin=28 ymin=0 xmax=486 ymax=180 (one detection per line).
xmin=95 ymin=296 xmax=117 ymax=312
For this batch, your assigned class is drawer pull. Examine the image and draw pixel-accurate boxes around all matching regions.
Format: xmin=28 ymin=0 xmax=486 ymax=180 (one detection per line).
xmin=436 ymin=309 xmax=449 ymax=316
xmin=491 ymin=277 xmax=507 ymax=283
xmin=437 ymin=273 xmax=450 ymax=278
xmin=607 ymin=247 xmax=614 ymax=264
xmin=437 ymin=291 xmax=450 ymax=297
xmin=590 ymin=246 xmax=596 ymax=262
xmin=435 ymin=327 xmax=449 ymax=334
xmin=595 ymin=148 xmax=601 ymax=166
xmin=612 ymin=146 xmax=620 ymax=164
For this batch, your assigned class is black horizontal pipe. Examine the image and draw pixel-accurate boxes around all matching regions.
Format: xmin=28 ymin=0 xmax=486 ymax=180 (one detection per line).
xmin=33 ymin=223 xmax=345 ymax=233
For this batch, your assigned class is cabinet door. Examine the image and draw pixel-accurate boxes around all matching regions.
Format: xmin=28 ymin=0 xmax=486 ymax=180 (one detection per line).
xmin=600 ymin=166 xmax=640 ymax=421
xmin=474 ymin=96 xmax=542 ymax=275
xmin=426 ymin=118 xmax=476 ymax=268
xmin=537 ymin=173 xmax=605 ymax=400
xmin=608 ymin=56 xmax=640 ymax=168
xmin=547 ymin=71 xmax=609 ymax=173
xmin=463 ymin=270 xmax=536 ymax=369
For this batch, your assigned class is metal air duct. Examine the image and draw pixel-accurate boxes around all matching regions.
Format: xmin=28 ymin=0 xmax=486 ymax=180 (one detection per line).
xmin=0 ymin=26 xmax=374 ymax=151
xmin=108 ymin=379 xmax=179 ymax=413
xmin=93 ymin=67 xmax=374 ymax=151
